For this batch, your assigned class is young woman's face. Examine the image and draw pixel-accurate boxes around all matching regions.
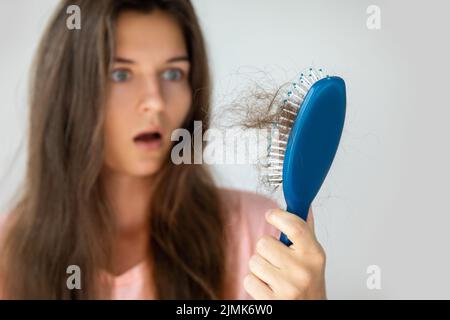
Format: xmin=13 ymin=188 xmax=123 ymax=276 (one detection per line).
xmin=103 ymin=10 xmax=192 ymax=177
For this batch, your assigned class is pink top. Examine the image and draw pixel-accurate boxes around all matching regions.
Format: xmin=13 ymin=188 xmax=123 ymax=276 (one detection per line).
xmin=0 ymin=188 xmax=280 ymax=299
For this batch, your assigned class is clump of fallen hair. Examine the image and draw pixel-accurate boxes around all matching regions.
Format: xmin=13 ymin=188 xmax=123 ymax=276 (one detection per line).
xmin=214 ymin=77 xmax=293 ymax=193
xmin=215 ymin=80 xmax=291 ymax=130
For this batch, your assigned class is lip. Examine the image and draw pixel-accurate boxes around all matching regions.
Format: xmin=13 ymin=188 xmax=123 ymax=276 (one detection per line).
xmin=133 ymin=127 xmax=164 ymax=151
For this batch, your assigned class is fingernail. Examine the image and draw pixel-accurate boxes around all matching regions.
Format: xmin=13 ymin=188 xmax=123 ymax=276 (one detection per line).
xmin=265 ymin=210 xmax=272 ymax=219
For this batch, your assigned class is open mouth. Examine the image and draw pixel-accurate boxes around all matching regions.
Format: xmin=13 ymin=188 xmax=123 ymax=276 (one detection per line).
xmin=133 ymin=131 xmax=163 ymax=150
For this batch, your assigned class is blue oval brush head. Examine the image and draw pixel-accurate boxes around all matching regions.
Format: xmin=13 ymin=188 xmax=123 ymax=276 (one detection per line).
xmin=269 ymin=72 xmax=346 ymax=246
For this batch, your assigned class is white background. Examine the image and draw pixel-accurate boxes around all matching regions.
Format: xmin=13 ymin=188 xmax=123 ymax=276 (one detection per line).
xmin=1 ymin=0 xmax=449 ymax=299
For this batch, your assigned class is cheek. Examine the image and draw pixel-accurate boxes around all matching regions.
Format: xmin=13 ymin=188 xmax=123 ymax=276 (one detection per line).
xmin=108 ymin=84 xmax=138 ymax=109
xmin=104 ymin=83 xmax=140 ymax=142
xmin=164 ymin=85 xmax=192 ymax=132
xmin=103 ymin=96 xmax=135 ymax=169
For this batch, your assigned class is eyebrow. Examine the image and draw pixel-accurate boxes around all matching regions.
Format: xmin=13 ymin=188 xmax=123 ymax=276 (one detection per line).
xmin=114 ymin=55 xmax=190 ymax=64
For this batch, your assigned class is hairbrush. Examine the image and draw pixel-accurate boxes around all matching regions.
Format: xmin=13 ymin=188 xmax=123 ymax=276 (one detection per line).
xmin=267 ymin=68 xmax=346 ymax=246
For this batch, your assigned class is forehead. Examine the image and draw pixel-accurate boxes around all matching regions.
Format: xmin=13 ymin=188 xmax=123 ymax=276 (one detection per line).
xmin=114 ymin=10 xmax=187 ymax=62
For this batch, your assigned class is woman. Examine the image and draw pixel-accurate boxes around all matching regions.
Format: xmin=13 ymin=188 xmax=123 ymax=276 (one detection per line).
xmin=0 ymin=0 xmax=326 ymax=299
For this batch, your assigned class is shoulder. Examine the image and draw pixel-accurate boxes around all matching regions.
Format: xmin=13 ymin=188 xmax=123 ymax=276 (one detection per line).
xmin=219 ymin=187 xmax=279 ymax=212
xmin=219 ymin=187 xmax=280 ymax=242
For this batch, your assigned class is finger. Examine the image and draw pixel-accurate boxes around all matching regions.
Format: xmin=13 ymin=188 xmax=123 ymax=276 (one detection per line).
xmin=255 ymin=235 xmax=293 ymax=269
xmin=248 ymin=254 xmax=297 ymax=295
xmin=243 ymin=273 xmax=274 ymax=300
xmin=248 ymin=254 xmax=280 ymax=289
xmin=266 ymin=209 xmax=316 ymax=250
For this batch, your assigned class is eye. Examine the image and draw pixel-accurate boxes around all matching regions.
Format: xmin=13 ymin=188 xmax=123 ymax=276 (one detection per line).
xmin=110 ymin=69 xmax=131 ymax=82
xmin=161 ymin=68 xmax=184 ymax=82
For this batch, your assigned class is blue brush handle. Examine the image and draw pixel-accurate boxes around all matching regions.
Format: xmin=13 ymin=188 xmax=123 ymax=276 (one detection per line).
xmin=279 ymin=233 xmax=293 ymax=247
xmin=278 ymin=76 xmax=346 ymax=247
xmin=279 ymin=204 xmax=310 ymax=246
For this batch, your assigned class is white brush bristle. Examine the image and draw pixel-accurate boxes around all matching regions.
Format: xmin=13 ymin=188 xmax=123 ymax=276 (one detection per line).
xmin=266 ymin=67 xmax=328 ymax=187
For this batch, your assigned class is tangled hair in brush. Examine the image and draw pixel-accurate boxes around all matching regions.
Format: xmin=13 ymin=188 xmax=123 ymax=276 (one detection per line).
xmin=214 ymin=73 xmax=295 ymax=192
xmin=216 ymin=80 xmax=290 ymax=130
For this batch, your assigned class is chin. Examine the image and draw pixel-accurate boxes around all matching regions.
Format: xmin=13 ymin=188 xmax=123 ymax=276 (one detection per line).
xmin=129 ymin=161 xmax=163 ymax=177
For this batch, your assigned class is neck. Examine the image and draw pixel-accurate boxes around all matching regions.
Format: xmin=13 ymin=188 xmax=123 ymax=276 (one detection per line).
xmin=101 ymin=167 xmax=154 ymax=275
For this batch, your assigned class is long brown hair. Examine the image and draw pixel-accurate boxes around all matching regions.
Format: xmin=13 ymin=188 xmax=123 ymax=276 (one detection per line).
xmin=1 ymin=0 xmax=227 ymax=299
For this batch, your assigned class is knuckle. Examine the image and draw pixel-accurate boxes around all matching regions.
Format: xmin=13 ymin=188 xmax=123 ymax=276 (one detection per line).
xmin=315 ymin=247 xmax=326 ymax=265
xmin=289 ymin=222 xmax=306 ymax=239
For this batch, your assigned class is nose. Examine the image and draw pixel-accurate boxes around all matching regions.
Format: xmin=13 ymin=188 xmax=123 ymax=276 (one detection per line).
xmin=138 ymin=74 xmax=164 ymax=114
